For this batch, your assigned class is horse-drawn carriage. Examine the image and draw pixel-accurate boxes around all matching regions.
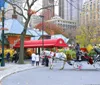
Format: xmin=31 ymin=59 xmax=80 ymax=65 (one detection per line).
xmin=73 ymin=48 xmax=100 ymax=70
xmin=40 ymin=48 xmax=100 ymax=70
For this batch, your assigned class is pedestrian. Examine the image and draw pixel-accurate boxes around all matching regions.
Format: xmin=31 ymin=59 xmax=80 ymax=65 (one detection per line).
xmin=31 ymin=52 xmax=36 ymax=66
xmin=49 ymin=50 xmax=55 ymax=68
xmin=75 ymin=43 xmax=80 ymax=61
xmin=12 ymin=51 xmax=19 ymax=63
xmin=6 ymin=52 xmax=10 ymax=63
xmin=35 ymin=53 xmax=40 ymax=66
xmin=41 ymin=51 xmax=45 ymax=65
xmin=45 ymin=56 xmax=49 ymax=67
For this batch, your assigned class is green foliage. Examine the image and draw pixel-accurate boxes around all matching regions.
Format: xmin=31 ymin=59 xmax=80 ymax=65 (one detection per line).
xmin=87 ymin=49 xmax=96 ymax=57
xmin=76 ymin=26 xmax=99 ymax=46
xmin=66 ymin=50 xmax=76 ymax=59
xmin=76 ymin=34 xmax=87 ymax=47
xmin=58 ymin=49 xmax=76 ymax=59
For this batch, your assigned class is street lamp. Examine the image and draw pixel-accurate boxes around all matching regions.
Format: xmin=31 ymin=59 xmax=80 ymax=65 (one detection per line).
xmin=1 ymin=7 xmax=5 ymax=66
xmin=0 ymin=0 xmax=5 ymax=66
xmin=39 ymin=15 xmax=44 ymax=51
xmin=0 ymin=7 xmax=5 ymax=66
xmin=0 ymin=1 xmax=11 ymax=67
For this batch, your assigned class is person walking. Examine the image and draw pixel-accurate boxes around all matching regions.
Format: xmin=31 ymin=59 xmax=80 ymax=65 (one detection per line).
xmin=75 ymin=43 xmax=80 ymax=61
xmin=35 ymin=53 xmax=40 ymax=66
xmin=6 ymin=52 xmax=10 ymax=63
xmin=12 ymin=51 xmax=19 ymax=63
xmin=41 ymin=51 xmax=45 ymax=65
xmin=45 ymin=56 xmax=49 ymax=67
xmin=31 ymin=52 xmax=36 ymax=66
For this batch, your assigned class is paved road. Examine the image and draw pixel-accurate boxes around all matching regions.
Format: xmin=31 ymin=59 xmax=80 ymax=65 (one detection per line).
xmin=1 ymin=61 xmax=100 ymax=85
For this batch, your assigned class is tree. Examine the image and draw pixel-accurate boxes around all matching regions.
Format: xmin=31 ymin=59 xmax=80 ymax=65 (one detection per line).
xmin=76 ymin=25 xmax=99 ymax=47
xmin=5 ymin=0 xmax=55 ymax=64
xmin=35 ymin=22 xmax=68 ymax=37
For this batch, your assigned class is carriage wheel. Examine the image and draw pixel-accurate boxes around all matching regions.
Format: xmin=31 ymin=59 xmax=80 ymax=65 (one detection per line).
xmin=73 ymin=62 xmax=82 ymax=70
xmin=93 ymin=61 xmax=100 ymax=70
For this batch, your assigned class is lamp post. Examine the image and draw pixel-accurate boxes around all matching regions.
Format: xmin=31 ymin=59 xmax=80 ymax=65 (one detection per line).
xmin=39 ymin=15 xmax=44 ymax=51
xmin=0 ymin=0 xmax=5 ymax=66
xmin=1 ymin=7 xmax=5 ymax=66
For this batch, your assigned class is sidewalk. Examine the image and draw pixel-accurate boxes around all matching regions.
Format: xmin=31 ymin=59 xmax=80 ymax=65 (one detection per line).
xmin=0 ymin=61 xmax=42 ymax=81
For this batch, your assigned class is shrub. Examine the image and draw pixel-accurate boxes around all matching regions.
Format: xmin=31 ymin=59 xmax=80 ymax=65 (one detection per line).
xmin=88 ymin=49 xmax=96 ymax=57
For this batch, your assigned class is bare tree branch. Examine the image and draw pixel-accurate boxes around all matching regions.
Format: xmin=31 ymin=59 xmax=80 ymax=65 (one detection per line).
xmin=5 ymin=0 xmax=27 ymax=20
xmin=26 ymin=0 xmax=30 ymax=8
xmin=30 ymin=0 xmax=37 ymax=8
xmin=7 ymin=1 xmax=23 ymax=14
xmin=23 ymin=1 xmax=28 ymax=11
xmin=14 ymin=9 xmax=27 ymax=20
xmin=36 ymin=5 xmax=55 ymax=13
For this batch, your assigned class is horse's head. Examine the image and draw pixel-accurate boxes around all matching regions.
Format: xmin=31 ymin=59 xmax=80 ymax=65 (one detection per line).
xmin=40 ymin=51 xmax=44 ymax=55
xmin=60 ymin=52 xmax=66 ymax=58
xmin=55 ymin=52 xmax=66 ymax=60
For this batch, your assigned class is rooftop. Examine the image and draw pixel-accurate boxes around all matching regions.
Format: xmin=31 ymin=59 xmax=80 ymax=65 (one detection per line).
xmin=0 ymin=19 xmax=48 ymax=40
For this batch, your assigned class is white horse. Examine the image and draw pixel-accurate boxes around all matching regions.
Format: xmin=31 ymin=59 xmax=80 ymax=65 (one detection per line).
xmin=40 ymin=50 xmax=72 ymax=70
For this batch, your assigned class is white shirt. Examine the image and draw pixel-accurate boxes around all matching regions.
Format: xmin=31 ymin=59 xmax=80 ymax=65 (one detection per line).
xmin=31 ymin=53 xmax=36 ymax=61
xmin=50 ymin=51 xmax=54 ymax=57
xmin=35 ymin=55 xmax=39 ymax=61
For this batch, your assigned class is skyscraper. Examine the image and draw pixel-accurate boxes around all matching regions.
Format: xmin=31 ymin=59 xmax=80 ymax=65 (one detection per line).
xmin=42 ymin=0 xmax=55 ymax=20
xmin=59 ymin=0 xmax=64 ymax=19
xmin=59 ymin=0 xmax=83 ymax=26
xmin=80 ymin=0 xmax=100 ymax=26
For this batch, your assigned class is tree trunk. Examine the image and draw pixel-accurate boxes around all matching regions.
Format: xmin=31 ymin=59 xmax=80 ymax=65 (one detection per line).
xmin=18 ymin=16 xmax=31 ymax=64
xmin=18 ymin=32 xmax=25 ymax=64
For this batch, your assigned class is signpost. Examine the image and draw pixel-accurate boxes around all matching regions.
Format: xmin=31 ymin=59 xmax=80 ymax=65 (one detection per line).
xmin=0 ymin=0 xmax=5 ymax=66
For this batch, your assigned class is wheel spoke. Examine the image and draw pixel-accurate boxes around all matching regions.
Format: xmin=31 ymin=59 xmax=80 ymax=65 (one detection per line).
xmin=73 ymin=62 xmax=82 ymax=70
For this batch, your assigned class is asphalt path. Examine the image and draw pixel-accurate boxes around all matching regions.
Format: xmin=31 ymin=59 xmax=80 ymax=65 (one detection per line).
xmin=1 ymin=61 xmax=100 ymax=85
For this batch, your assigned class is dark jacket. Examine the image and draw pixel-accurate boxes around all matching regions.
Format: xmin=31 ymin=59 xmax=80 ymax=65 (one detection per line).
xmin=75 ymin=44 xmax=80 ymax=53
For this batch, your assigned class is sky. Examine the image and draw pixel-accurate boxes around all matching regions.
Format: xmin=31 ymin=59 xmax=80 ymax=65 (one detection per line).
xmin=31 ymin=0 xmax=59 ymax=15
xmin=32 ymin=0 xmax=87 ymax=15
xmin=32 ymin=0 xmax=42 ymax=15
